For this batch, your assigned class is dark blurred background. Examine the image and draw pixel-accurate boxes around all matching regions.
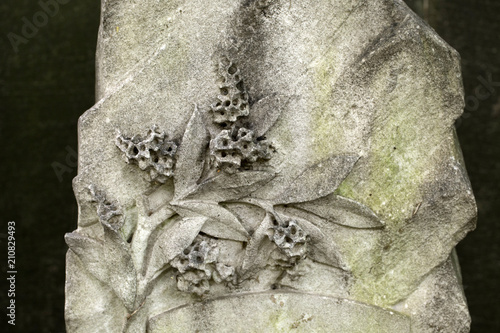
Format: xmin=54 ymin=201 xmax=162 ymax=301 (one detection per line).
xmin=0 ymin=0 xmax=498 ymax=332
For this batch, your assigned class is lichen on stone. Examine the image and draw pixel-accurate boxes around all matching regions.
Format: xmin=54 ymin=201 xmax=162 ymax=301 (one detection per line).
xmin=115 ymin=125 xmax=177 ymax=183
xmin=170 ymin=236 xmax=235 ymax=296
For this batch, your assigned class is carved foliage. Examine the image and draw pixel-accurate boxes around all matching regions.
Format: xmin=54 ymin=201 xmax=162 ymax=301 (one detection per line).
xmin=211 ymin=57 xmax=249 ymax=124
xmin=88 ymin=185 xmax=123 ymax=230
xmin=269 ymin=217 xmax=308 ymax=264
xmin=66 ymin=187 xmax=136 ymax=311
xmin=208 ymin=59 xmax=272 ymax=173
xmin=171 ymin=236 xmax=236 ymax=296
xmin=210 ymin=128 xmax=271 ymax=173
xmin=67 ymin=57 xmax=386 ymax=319
xmin=116 ymin=125 xmax=177 ymax=183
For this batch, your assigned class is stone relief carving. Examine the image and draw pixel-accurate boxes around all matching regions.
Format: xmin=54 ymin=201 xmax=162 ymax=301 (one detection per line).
xmin=66 ymin=57 xmax=385 ymax=324
xmin=170 ymin=236 xmax=236 ymax=296
xmin=210 ymin=57 xmax=250 ymax=124
xmin=208 ymin=58 xmax=272 ymax=173
xmin=88 ymin=185 xmax=123 ymax=229
xmin=115 ymin=126 xmax=178 ymax=183
xmin=66 ymin=2 xmax=476 ymax=331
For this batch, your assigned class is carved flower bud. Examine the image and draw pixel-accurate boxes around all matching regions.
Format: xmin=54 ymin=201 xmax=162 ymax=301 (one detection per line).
xmin=210 ymin=127 xmax=271 ymax=172
xmin=88 ymin=185 xmax=123 ymax=230
xmin=270 ymin=219 xmax=308 ymax=261
xmin=171 ymin=237 xmax=235 ymax=296
xmin=211 ymin=59 xmax=249 ymax=124
xmin=115 ymin=125 xmax=177 ymax=183
xmin=210 ymin=130 xmax=243 ymax=171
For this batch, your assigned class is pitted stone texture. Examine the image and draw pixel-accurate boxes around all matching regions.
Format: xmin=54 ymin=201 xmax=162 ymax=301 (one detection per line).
xmin=210 ymin=127 xmax=271 ymax=172
xmin=170 ymin=237 xmax=235 ymax=296
xmin=211 ymin=58 xmax=250 ymax=124
xmin=115 ymin=126 xmax=177 ymax=183
xmin=270 ymin=218 xmax=308 ymax=264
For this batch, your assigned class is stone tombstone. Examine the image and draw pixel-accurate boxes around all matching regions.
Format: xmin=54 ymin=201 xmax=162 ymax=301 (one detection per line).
xmin=65 ymin=0 xmax=476 ymax=332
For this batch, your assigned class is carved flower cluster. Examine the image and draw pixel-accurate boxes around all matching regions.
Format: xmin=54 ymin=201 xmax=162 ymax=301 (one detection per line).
xmin=209 ymin=58 xmax=272 ymax=173
xmin=170 ymin=237 xmax=235 ymax=296
xmin=115 ymin=126 xmax=177 ymax=183
xmin=211 ymin=58 xmax=249 ymax=124
xmin=269 ymin=217 xmax=308 ymax=265
xmin=88 ymin=185 xmax=123 ymax=230
xmin=210 ymin=127 xmax=271 ymax=172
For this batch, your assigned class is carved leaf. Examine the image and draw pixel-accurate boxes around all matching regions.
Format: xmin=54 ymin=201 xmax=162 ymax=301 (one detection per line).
xmin=145 ymin=216 xmax=207 ymax=282
xmin=245 ymin=94 xmax=288 ymax=137
xmin=240 ymin=213 xmax=275 ymax=278
xmin=186 ymin=171 xmax=275 ymax=202
xmin=241 ymin=210 xmax=348 ymax=277
xmin=65 ymin=227 xmax=137 ymax=311
xmin=298 ymin=219 xmax=347 ymax=270
xmin=132 ymin=205 xmax=177 ymax=275
xmin=272 ymin=154 xmax=359 ymax=205
xmin=174 ymin=107 xmax=209 ymax=201
xmin=222 ymin=202 xmax=267 ymax=235
xmin=293 ymin=194 xmax=384 ymax=229
xmin=172 ymin=200 xmax=249 ymax=242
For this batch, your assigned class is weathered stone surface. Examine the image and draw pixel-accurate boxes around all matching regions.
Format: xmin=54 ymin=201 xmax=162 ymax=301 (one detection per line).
xmin=148 ymin=292 xmax=412 ymax=333
xmin=394 ymin=250 xmax=471 ymax=333
xmin=66 ymin=0 xmax=476 ymax=332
